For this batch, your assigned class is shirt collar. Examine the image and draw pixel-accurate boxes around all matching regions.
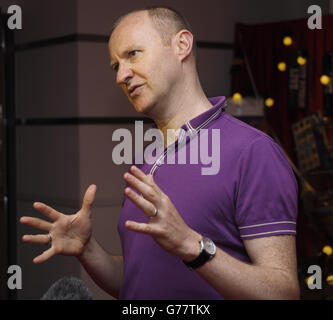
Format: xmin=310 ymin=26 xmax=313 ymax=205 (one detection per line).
xmin=181 ymin=96 xmax=227 ymax=134
xmin=150 ymin=96 xmax=227 ymax=134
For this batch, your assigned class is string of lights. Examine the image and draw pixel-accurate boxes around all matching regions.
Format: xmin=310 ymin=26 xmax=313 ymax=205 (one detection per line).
xmin=231 ymin=28 xmax=333 ymax=298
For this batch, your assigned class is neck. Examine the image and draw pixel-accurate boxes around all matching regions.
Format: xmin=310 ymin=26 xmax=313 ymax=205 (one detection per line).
xmin=152 ymin=74 xmax=212 ymax=148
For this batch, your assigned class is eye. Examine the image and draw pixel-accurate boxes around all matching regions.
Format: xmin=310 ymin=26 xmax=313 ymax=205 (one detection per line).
xmin=129 ymin=50 xmax=139 ymax=57
xmin=111 ymin=63 xmax=119 ymax=72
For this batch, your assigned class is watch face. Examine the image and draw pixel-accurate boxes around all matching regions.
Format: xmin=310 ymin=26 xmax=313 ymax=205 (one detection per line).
xmin=204 ymin=238 xmax=216 ymax=255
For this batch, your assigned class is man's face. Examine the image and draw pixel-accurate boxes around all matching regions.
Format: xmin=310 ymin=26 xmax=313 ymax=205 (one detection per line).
xmin=109 ymin=12 xmax=180 ymax=116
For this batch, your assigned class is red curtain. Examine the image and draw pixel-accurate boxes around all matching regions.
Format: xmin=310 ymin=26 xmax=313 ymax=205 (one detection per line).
xmin=231 ymin=16 xmax=333 ymax=266
xmin=232 ymin=14 xmax=333 ymax=159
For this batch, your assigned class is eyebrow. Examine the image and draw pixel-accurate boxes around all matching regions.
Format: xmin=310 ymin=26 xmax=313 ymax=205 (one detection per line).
xmin=110 ymin=48 xmax=127 ymax=66
xmin=109 ymin=44 xmax=142 ymax=70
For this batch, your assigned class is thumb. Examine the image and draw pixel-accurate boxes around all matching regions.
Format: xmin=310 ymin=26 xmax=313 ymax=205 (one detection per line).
xmin=81 ymin=184 xmax=97 ymax=215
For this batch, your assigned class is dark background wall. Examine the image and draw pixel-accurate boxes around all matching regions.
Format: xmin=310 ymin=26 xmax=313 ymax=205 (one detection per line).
xmin=0 ymin=0 xmax=331 ymax=299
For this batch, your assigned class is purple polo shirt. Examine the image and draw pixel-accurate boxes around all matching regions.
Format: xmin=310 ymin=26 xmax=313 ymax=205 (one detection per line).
xmin=117 ymin=96 xmax=298 ymax=300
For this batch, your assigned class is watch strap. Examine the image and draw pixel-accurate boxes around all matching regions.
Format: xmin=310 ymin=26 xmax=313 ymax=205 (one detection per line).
xmin=183 ymin=238 xmax=214 ymax=269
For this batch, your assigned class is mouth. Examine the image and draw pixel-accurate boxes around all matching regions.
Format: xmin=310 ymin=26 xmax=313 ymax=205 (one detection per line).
xmin=129 ymin=84 xmax=145 ymax=97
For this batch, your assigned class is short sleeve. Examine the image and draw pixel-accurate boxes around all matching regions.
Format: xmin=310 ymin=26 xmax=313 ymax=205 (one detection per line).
xmin=235 ymin=136 xmax=298 ymax=240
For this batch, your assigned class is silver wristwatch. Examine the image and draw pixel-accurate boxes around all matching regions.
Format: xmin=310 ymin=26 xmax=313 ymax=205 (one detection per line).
xmin=183 ymin=237 xmax=216 ymax=269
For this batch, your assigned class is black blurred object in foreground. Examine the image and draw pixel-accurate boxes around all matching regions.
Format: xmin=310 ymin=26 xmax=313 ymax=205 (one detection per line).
xmin=41 ymin=277 xmax=93 ymax=300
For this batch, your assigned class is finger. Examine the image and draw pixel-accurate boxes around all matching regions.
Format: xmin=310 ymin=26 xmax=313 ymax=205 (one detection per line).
xmin=33 ymin=247 xmax=55 ymax=264
xmin=125 ymin=187 xmax=157 ymax=218
xmin=125 ymin=220 xmax=156 ymax=235
xmin=20 ymin=216 xmax=52 ymax=232
xmin=130 ymin=166 xmax=161 ymax=191
xmin=130 ymin=165 xmax=149 ymax=182
xmin=124 ymin=172 xmax=158 ymax=204
xmin=81 ymin=184 xmax=97 ymax=216
xmin=22 ymin=234 xmax=50 ymax=245
xmin=33 ymin=202 xmax=60 ymax=222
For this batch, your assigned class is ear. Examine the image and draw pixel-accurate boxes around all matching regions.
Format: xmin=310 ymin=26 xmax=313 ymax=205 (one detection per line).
xmin=174 ymin=30 xmax=194 ymax=62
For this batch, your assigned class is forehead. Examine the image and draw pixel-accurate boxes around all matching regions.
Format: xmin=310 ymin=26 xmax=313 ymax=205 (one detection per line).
xmin=109 ymin=11 xmax=161 ymax=56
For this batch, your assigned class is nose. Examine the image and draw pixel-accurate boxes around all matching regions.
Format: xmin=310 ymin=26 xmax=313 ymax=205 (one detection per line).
xmin=116 ymin=63 xmax=134 ymax=86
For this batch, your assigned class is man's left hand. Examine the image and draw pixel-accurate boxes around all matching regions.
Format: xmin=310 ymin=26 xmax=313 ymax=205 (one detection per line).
xmin=123 ymin=165 xmax=202 ymax=261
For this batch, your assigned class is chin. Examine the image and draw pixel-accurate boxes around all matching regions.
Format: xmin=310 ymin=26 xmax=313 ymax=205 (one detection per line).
xmin=131 ymin=98 xmax=155 ymax=116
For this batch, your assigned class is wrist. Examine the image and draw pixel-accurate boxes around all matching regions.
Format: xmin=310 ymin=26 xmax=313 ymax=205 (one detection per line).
xmin=77 ymin=235 xmax=95 ymax=262
xmin=183 ymin=236 xmax=217 ymax=269
xmin=181 ymin=232 xmax=203 ymax=262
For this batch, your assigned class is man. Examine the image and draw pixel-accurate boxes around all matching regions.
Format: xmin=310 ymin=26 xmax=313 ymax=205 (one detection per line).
xmin=20 ymin=6 xmax=300 ymax=299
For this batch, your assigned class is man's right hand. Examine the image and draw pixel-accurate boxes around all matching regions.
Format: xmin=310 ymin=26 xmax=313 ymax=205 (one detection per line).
xmin=20 ymin=184 xmax=97 ymax=264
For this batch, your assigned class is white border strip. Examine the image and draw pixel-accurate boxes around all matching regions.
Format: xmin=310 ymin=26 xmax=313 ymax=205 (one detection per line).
xmin=240 ymin=230 xmax=296 ymax=238
xmin=239 ymin=221 xmax=296 ymax=230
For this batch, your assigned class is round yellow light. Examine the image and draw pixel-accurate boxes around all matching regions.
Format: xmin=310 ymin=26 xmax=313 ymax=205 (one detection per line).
xmin=265 ymin=98 xmax=274 ymax=107
xmin=326 ymin=275 xmax=333 ymax=285
xmin=320 ymin=75 xmax=331 ymax=86
xmin=297 ymin=56 xmax=307 ymax=66
xmin=305 ymin=275 xmax=315 ymax=286
xmin=277 ymin=62 xmax=287 ymax=72
xmin=283 ymin=36 xmax=293 ymax=46
xmin=232 ymin=92 xmax=243 ymax=103
xmin=322 ymin=245 xmax=333 ymax=256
